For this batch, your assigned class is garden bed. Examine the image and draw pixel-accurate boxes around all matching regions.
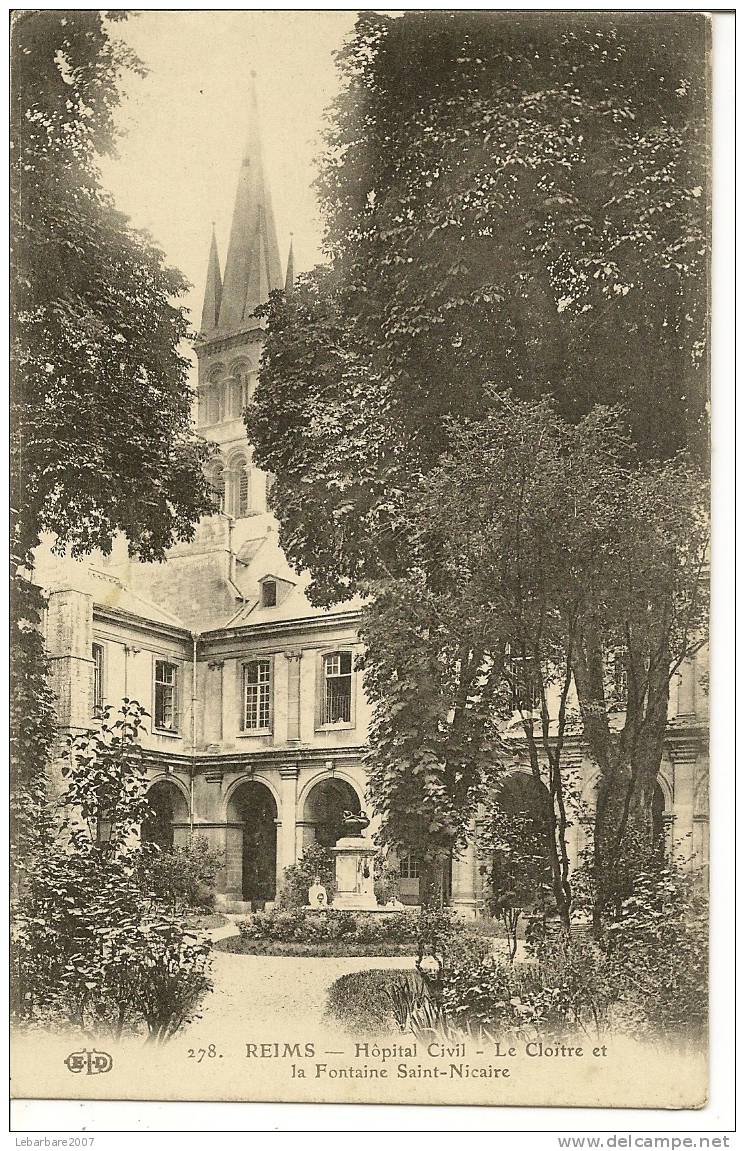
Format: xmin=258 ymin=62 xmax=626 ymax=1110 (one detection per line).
xmin=214 ymin=935 xmax=415 ymax=957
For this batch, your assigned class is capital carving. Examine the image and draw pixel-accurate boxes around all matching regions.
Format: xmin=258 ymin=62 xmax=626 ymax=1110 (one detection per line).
xmin=284 ymin=650 xmax=303 ymax=663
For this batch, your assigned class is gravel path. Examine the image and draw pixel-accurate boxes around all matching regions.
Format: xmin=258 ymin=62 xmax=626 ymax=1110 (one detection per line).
xmin=184 ymin=921 xmax=416 ymax=1038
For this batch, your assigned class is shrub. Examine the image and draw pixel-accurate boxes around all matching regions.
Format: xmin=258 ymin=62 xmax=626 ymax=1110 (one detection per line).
xmin=326 ymin=969 xmax=404 ymax=1034
xmin=238 ymin=907 xmax=424 ymax=946
xmin=11 ymin=703 xmax=214 ymax=1042
xmin=604 ymin=861 xmax=708 ymax=1041
xmin=374 ymin=852 xmax=401 ymax=906
xmin=138 ymin=835 xmax=225 ymax=913
xmin=279 ymin=842 xmax=335 ymax=908
xmin=12 ymin=842 xmax=213 ymax=1039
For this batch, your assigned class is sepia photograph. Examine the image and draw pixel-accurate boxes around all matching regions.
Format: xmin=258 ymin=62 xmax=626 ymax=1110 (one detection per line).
xmin=9 ymin=7 xmax=721 ymax=1119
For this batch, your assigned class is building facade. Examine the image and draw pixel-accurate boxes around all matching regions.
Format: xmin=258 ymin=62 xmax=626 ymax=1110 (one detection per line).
xmin=34 ymin=88 xmax=709 ymax=913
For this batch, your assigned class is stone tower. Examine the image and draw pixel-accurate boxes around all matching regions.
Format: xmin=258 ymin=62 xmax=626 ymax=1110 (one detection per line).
xmin=123 ymin=75 xmax=294 ymax=630
xmin=194 ymin=72 xmax=286 ymax=521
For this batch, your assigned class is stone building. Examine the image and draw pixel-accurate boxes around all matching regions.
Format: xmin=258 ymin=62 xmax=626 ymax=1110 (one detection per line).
xmin=33 ymin=89 xmax=709 ymax=914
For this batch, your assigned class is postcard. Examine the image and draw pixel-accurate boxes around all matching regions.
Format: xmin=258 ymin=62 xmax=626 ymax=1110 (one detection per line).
xmin=10 ymin=9 xmax=712 ymax=1111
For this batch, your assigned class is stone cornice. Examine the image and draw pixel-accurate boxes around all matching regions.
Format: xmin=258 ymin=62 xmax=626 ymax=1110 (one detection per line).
xmin=193 ymin=326 xmax=264 ymax=359
xmin=201 ymin=609 xmax=363 ymax=644
xmin=142 ymin=743 xmax=367 ymax=773
xmin=93 ymin=605 xmax=191 ymax=644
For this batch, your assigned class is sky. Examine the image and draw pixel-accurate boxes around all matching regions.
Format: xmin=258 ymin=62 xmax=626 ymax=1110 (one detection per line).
xmin=98 ymin=11 xmax=358 ymax=344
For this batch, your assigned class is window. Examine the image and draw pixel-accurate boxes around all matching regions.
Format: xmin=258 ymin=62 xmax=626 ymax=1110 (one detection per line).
xmin=399 ymin=852 xmax=420 ymax=880
xmin=92 ymin=643 xmax=104 ymax=713
xmin=242 ymin=659 xmax=272 ymax=731
xmin=228 ymin=454 xmax=250 ymax=518
xmin=209 ymin=383 xmax=223 ymax=425
xmin=261 ymin=580 xmax=277 ymax=608
xmin=507 ymin=650 xmax=539 ymax=712
xmin=154 ymin=660 xmax=179 ymax=732
xmin=208 ymin=463 xmax=225 ymax=512
xmin=321 ymin=651 xmax=352 ymax=725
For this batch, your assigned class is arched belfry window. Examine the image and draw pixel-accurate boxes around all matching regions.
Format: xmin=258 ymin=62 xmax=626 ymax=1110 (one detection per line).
xmin=207 ymin=460 xmax=225 ymax=512
xmin=227 ymin=452 xmax=250 ymax=518
xmin=228 ymin=360 xmax=252 ymax=420
xmin=205 ymin=365 xmax=226 ymax=425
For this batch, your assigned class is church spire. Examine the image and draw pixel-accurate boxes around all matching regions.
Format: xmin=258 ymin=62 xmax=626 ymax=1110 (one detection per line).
xmin=285 ymin=235 xmax=295 ymax=294
xmin=200 ymin=224 xmax=223 ymax=333
xmin=217 ymin=72 xmax=283 ymax=331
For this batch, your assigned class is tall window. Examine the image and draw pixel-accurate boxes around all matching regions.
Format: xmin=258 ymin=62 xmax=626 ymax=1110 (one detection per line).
xmin=229 ymin=362 xmax=250 ymax=417
xmin=228 ymin=454 xmax=250 ymax=518
xmin=208 ymin=462 xmax=225 ymax=512
xmin=321 ymin=651 xmax=352 ymax=725
xmin=261 ymin=580 xmax=277 ymax=608
xmin=243 ymin=659 xmax=272 ymax=731
xmin=92 ymin=643 xmax=104 ymax=713
xmin=154 ymin=660 xmax=179 ymax=732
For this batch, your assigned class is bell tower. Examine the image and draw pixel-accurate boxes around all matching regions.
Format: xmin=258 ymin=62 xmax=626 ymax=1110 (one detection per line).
xmin=193 ymin=72 xmax=290 ymax=523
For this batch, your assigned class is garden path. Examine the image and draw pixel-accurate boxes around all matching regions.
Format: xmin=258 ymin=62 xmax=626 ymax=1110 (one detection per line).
xmin=184 ymin=920 xmax=416 ymax=1038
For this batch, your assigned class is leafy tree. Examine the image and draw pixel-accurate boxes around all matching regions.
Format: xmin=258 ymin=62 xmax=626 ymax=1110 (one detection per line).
xmin=249 ymin=13 xmax=709 ymax=899
xmin=419 ymin=397 xmax=708 ymax=929
xmin=251 ymin=12 xmax=708 ymax=601
xmin=11 ymin=11 xmax=212 ymax=565
xmin=10 ymin=558 xmax=57 ymax=869
xmin=10 ymin=12 xmax=212 ymax=859
xmin=360 ymin=578 xmax=505 ymax=904
xmin=477 ymin=774 xmax=557 ymax=959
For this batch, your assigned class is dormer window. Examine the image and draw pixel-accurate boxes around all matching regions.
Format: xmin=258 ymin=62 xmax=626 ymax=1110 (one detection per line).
xmin=258 ymin=574 xmax=294 ymax=609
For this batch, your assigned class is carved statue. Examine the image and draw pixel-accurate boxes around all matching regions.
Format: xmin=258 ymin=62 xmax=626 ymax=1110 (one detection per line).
xmin=307 ymin=876 xmax=328 ymax=908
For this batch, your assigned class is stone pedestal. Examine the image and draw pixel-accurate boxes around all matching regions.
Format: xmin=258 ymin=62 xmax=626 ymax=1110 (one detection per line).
xmin=331 ymin=836 xmax=379 ymax=910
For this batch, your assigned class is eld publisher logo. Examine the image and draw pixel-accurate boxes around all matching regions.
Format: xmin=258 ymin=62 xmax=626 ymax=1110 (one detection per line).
xmin=64 ymin=1048 xmax=113 ymax=1075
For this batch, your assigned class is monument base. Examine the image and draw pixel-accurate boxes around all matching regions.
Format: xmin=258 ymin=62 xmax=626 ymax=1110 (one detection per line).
xmin=331 ymin=835 xmax=380 ymax=912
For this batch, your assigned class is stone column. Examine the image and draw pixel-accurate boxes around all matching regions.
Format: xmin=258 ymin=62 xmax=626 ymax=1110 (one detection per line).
xmin=284 ymin=651 xmax=302 ymax=743
xmin=277 ymin=764 xmax=299 ymax=890
xmin=450 ymin=831 xmax=480 ymax=919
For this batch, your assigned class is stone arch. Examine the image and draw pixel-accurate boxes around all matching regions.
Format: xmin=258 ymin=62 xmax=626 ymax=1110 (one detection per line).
xmin=225 ymin=778 xmax=278 ymax=905
xmin=142 ymin=777 xmax=190 ymax=850
xmin=300 ymin=773 xmax=364 ymax=850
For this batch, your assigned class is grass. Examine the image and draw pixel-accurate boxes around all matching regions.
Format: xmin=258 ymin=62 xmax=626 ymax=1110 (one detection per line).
xmin=325 ymin=969 xmax=424 ymax=1035
xmin=214 ymin=936 xmax=415 ymax=957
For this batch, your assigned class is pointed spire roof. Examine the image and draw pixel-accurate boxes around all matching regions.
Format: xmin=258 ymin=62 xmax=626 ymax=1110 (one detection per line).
xmin=217 ymin=73 xmax=283 ymax=331
xmin=200 ymin=224 xmax=223 ymax=333
xmin=285 ymin=235 xmax=295 ymax=294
